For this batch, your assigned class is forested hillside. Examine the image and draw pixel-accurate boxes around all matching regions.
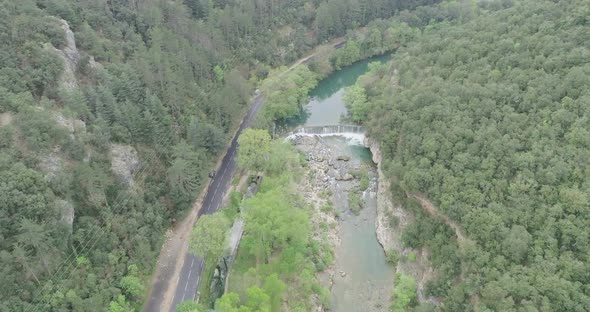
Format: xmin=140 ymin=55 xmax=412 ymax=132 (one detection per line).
xmin=0 ymin=0 xmax=444 ymax=310
xmin=355 ymin=0 xmax=590 ymax=310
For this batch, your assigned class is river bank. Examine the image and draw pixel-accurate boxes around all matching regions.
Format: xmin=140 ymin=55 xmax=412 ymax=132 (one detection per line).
xmin=293 ymin=134 xmax=394 ymax=312
xmin=364 ymin=137 xmax=439 ymax=305
xmin=286 ymin=44 xmax=446 ymax=310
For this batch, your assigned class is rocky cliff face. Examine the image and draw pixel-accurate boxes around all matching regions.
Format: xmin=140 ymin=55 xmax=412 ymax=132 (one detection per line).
xmin=56 ymin=199 xmax=75 ymax=233
xmin=110 ymin=144 xmax=140 ymax=187
xmin=363 ymin=137 xmax=439 ymax=305
xmin=363 ymin=137 xmax=399 ymax=250
xmin=49 ymin=18 xmax=80 ymax=91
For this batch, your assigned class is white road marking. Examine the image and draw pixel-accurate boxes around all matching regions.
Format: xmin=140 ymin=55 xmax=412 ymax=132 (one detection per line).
xmin=171 ymin=293 xmax=177 ymax=307
xmin=191 ymin=274 xmax=201 ymax=301
xmin=181 ymin=258 xmax=195 ymax=301
xmin=212 ymin=187 xmax=219 ymax=201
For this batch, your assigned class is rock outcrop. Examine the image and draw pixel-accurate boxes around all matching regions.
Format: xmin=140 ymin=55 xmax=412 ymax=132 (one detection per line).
xmin=363 ymin=136 xmax=439 ymax=305
xmin=0 ymin=112 xmax=13 ymax=127
xmin=49 ymin=18 xmax=80 ymax=91
xmin=53 ymin=112 xmax=86 ymax=140
xmin=335 ymin=173 xmax=354 ymax=181
xmin=110 ymin=144 xmax=140 ymax=187
xmin=363 ymin=137 xmax=397 ymax=248
xmin=38 ymin=153 xmax=63 ymax=181
xmin=56 ymin=199 xmax=75 ymax=233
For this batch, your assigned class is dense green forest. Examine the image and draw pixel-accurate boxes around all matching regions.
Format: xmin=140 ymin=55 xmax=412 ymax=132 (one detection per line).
xmin=350 ymin=0 xmax=590 ymax=310
xmin=255 ymin=0 xmax=479 ymax=128
xmin=0 ymin=0 xmax=443 ymax=310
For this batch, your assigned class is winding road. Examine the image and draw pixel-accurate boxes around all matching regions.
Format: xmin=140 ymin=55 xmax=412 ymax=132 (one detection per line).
xmin=143 ymin=94 xmax=264 ymax=312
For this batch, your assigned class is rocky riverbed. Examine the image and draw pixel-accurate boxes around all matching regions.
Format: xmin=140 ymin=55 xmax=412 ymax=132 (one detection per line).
xmin=292 ymin=134 xmax=394 ymax=312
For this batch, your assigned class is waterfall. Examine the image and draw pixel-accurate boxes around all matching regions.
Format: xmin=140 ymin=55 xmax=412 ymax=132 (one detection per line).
xmin=291 ymin=125 xmax=365 ymax=135
xmin=286 ymin=125 xmax=366 ymax=145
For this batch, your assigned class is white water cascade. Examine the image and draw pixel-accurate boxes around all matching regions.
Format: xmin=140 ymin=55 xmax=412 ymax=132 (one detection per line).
xmin=286 ymin=125 xmax=366 ymax=145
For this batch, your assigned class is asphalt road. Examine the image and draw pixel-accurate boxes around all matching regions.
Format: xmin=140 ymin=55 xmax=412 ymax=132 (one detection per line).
xmin=158 ymin=94 xmax=264 ymax=312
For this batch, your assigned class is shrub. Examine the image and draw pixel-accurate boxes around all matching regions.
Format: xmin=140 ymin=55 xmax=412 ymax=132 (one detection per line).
xmin=386 ymin=249 xmax=400 ymax=265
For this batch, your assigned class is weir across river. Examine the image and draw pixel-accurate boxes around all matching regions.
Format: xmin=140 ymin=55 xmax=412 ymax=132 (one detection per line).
xmin=286 ymin=125 xmax=366 ymax=145
xmin=290 ymin=124 xmax=365 ymax=135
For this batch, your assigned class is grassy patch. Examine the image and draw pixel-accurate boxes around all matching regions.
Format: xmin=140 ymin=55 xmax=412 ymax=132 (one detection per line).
xmin=222 ymin=191 xmax=242 ymax=221
xmin=320 ymin=189 xmax=333 ymax=199
xmin=407 ymin=252 xmax=416 ymax=263
xmin=387 ymin=211 xmax=399 ymax=228
xmin=196 ymin=259 xmax=217 ymax=307
xmin=348 ymin=192 xmax=362 ymax=215
xmin=320 ymin=202 xmax=333 ymax=213
xmin=349 ymin=167 xmax=370 ymax=189
xmin=309 ymin=240 xmax=333 ymax=272
xmin=354 ymin=167 xmax=370 ymax=190
xmin=307 ymin=170 xmax=316 ymax=183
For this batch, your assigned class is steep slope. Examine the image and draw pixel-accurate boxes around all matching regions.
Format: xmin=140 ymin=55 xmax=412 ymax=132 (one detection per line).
xmin=359 ymin=0 xmax=590 ymax=310
xmin=0 ymin=0 xmax=436 ymax=310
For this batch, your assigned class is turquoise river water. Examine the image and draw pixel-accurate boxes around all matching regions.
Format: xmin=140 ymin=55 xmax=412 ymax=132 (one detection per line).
xmin=303 ymin=55 xmax=394 ymax=311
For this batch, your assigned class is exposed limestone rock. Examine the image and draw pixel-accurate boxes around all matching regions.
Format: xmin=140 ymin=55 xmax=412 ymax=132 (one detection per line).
xmin=57 ymin=18 xmax=80 ymax=89
xmin=83 ymin=149 xmax=92 ymax=163
xmin=326 ymin=168 xmax=338 ymax=178
xmin=292 ymin=135 xmax=340 ymax=248
xmin=53 ymin=112 xmax=86 ymax=140
xmin=335 ymin=173 xmax=354 ymax=181
xmin=56 ymin=199 xmax=74 ymax=233
xmin=39 ymin=154 xmax=63 ymax=181
xmin=88 ymin=55 xmax=101 ymax=69
xmin=110 ymin=144 xmax=140 ymax=187
xmin=48 ymin=18 xmax=80 ymax=91
xmin=59 ymin=19 xmax=80 ymax=67
xmin=363 ymin=137 xmax=394 ymax=248
xmin=364 ymin=136 xmax=439 ymax=305
xmin=0 ymin=112 xmax=13 ymax=127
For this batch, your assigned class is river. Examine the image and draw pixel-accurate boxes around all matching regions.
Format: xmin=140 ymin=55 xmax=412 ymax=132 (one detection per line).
xmin=297 ymin=55 xmax=394 ymax=311
xmin=303 ymin=54 xmax=390 ymax=127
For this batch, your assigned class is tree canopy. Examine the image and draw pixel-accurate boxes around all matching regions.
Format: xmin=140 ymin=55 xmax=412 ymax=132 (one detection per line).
xmin=236 ymin=129 xmax=272 ymax=172
xmin=189 ymin=212 xmax=230 ymax=260
xmin=357 ymin=0 xmax=590 ymax=310
xmin=228 ymin=136 xmax=328 ymax=310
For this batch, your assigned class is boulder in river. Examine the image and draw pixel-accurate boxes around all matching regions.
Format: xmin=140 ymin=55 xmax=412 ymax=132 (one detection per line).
xmin=341 ymin=173 xmax=354 ymax=181
xmin=336 ymin=173 xmax=354 ymax=181
xmin=336 ymin=155 xmax=350 ymax=161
